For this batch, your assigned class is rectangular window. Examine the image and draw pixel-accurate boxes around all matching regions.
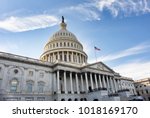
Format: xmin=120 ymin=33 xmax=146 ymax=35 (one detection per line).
xmin=27 ymin=82 xmax=33 ymax=93
xmin=38 ymin=85 xmax=44 ymax=93
xmin=38 ymin=82 xmax=45 ymax=93
xmin=10 ymin=80 xmax=18 ymax=92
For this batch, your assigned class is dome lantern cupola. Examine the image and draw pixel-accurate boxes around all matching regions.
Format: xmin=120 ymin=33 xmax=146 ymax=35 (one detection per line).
xmin=60 ymin=16 xmax=67 ymax=30
xmin=40 ymin=16 xmax=88 ymax=65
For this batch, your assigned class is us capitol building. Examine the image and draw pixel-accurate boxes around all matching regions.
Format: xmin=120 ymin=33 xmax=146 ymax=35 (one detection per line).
xmin=0 ymin=17 xmax=137 ymax=101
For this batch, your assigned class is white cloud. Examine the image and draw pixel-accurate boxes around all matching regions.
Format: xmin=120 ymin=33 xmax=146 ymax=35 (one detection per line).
xmin=61 ymin=3 xmax=101 ymax=21
xmin=93 ymin=43 xmax=150 ymax=62
xmin=113 ymin=61 xmax=150 ymax=80
xmin=62 ymin=0 xmax=150 ymax=21
xmin=94 ymin=0 xmax=150 ymax=17
xmin=88 ymin=43 xmax=150 ymax=80
xmin=0 ymin=15 xmax=59 ymax=32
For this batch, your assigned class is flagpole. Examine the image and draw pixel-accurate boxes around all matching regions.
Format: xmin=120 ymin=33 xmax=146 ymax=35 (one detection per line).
xmin=94 ymin=46 xmax=100 ymax=63
xmin=94 ymin=48 xmax=97 ymax=62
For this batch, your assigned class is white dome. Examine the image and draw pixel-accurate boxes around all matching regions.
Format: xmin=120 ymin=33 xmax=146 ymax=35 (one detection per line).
xmin=40 ymin=16 xmax=88 ymax=65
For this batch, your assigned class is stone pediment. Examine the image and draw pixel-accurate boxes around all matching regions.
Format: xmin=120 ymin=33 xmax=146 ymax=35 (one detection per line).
xmin=84 ymin=62 xmax=114 ymax=72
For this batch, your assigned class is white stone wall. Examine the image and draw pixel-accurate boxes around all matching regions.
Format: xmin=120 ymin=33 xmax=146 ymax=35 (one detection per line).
xmin=0 ymin=59 xmax=52 ymax=95
xmin=120 ymin=79 xmax=136 ymax=95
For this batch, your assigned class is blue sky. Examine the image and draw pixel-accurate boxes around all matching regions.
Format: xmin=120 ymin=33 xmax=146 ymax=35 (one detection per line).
xmin=0 ymin=0 xmax=150 ymax=80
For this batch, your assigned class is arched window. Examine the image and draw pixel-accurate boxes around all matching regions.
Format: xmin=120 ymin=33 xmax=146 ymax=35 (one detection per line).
xmin=60 ymin=53 xmax=62 ymax=61
xmin=64 ymin=54 xmax=67 ymax=62
xmin=56 ymin=43 xmax=58 ymax=47
xmin=53 ymin=43 xmax=55 ymax=48
xmin=26 ymin=80 xmax=34 ymax=93
xmin=38 ymin=81 xmax=45 ymax=93
xmin=60 ymin=42 xmax=62 ymax=47
xmin=10 ymin=79 xmax=18 ymax=92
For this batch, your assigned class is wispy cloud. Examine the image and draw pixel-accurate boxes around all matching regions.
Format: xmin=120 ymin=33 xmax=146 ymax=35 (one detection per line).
xmin=60 ymin=3 xmax=101 ymax=21
xmin=93 ymin=43 xmax=150 ymax=62
xmin=62 ymin=0 xmax=150 ymax=21
xmin=0 ymin=15 xmax=59 ymax=32
xmin=113 ymin=61 xmax=150 ymax=80
xmin=94 ymin=0 xmax=150 ymax=17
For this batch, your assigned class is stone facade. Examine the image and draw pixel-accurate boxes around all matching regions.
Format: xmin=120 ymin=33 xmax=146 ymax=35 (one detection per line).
xmin=0 ymin=17 xmax=137 ymax=101
xmin=134 ymin=78 xmax=150 ymax=101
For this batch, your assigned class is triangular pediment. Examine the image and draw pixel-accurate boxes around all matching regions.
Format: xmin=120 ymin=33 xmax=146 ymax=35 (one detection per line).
xmin=83 ymin=61 xmax=114 ymax=72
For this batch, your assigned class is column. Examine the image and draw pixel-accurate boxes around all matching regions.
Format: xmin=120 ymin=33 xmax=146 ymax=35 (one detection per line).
xmin=110 ymin=77 xmax=114 ymax=93
xmin=64 ymin=71 xmax=67 ymax=94
xmin=53 ymin=72 xmax=57 ymax=93
xmin=79 ymin=54 xmax=81 ymax=63
xmin=67 ymin=51 xmax=69 ymax=62
xmin=53 ymin=53 xmax=55 ymax=62
xmin=62 ymin=51 xmax=64 ymax=61
xmin=58 ymin=52 xmax=60 ymax=61
xmin=113 ymin=78 xmax=118 ymax=92
xmin=117 ymin=80 xmax=121 ymax=90
xmin=34 ymin=70 xmax=38 ymax=93
xmin=90 ymin=73 xmax=94 ymax=90
xmin=53 ymin=53 xmax=54 ymax=62
xmin=70 ymin=72 xmax=74 ymax=94
xmin=120 ymin=80 xmax=123 ymax=90
xmin=22 ymin=68 xmax=27 ymax=93
xmin=81 ymin=74 xmax=84 ymax=92
xmin=45 ymin=55 xmax=47 ymax=61
xmin=76 ymin=73 xmax=79 ymax=94
xmin=117 ymin=80 xmax=120 ymax=90
xmin=57 ymin=70 xmax=60 ymax=93
xmin=76 ymin=53 xmax=78 ymax=63
xmin=94 ymin=74 xmax=98 ymax=89
xmin=102 ymin=75 xmax=106 ymax=88
xmin=99 ymin=74 xmax=102 ymax=88
xmin=85 ymin=72 xmax=89 ymax=92
xmin=72 ymin=52 xmax=74 ymax=62
xmin=106 ymin=76 xmax=110 ymax=92
xmin=49 ymin=55 xmax=50 ymax=62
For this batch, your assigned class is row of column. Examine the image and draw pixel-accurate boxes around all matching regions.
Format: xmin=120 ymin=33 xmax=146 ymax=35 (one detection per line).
xmin=56 ymin=70 xmax=122 ymax=94
xmin=43 ymin=51 xmax=87 ymax=63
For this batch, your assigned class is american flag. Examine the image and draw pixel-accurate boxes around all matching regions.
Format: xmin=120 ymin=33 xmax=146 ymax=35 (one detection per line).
xmin=94 ymin=46 xmax=100 ymax=51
